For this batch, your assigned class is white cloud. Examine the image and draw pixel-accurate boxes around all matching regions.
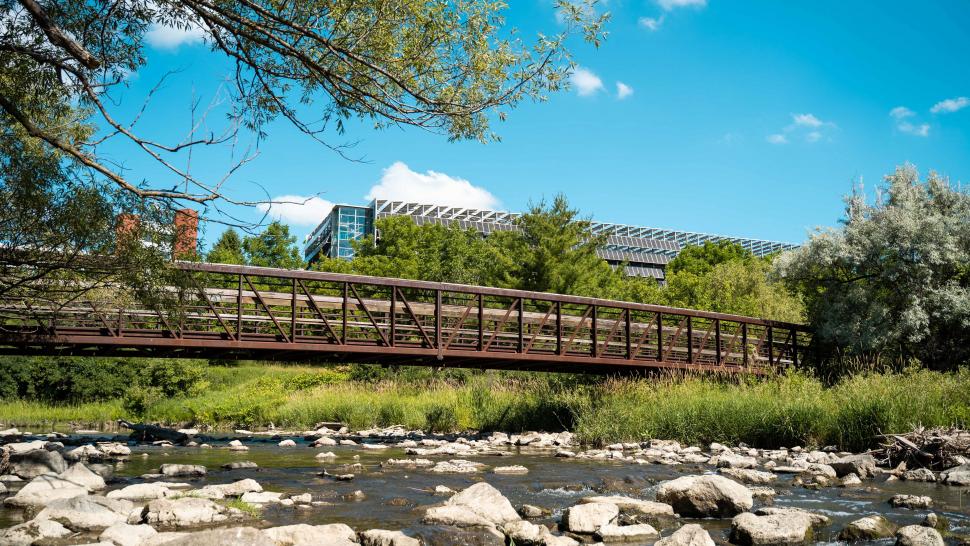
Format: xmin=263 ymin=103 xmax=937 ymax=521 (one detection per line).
xmin=792 ymin=113 xmax=825 ymax=128
xmin=930 ymin=96 xmax=969 ymax=114
xmin=145 ymin=22 xmax=206 ymax=49
xmin=897 ymin=121 xmax=930 ymax=137
xmin=570 ymin=67 xmax=605 ymax=97
xmin=365 ymin=162 xmax=500 ymax=210
xmin=658 ymin=0 xmax=707 ymax=10
xmin=806 ymin=131 xmax=823 ymax=143
xmin=890 ymin=106 xmax=915 ymax=120
xmin=616 ymin=82 xmax=634 ymax=100
xmin=257 ymin=195 xmax=334 ymax=226
xmin=766 ymin=134 xmax=788 ymax=145
xmin=638 ymin=16 xmax=664 ymax=30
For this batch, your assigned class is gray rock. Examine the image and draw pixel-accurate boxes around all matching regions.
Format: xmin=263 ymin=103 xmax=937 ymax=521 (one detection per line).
xmin=895 ymin=525 xmax=944 ymax=546
xmin=890 ymin=495 xmax=933 ymax=509
xmin=493 ymin=465 xmax=528 ymax=475
xmin=9 ymin=448 xmax=68 ymax=479
xmin=141 ymin=497 xmax=230 ymax=528
xmin=520 ymin=504 xmax=549 ymax=518
xmin=59 ymin=462 xmax=107 ymax=491
xmin=194 ymin=478 xmax=262 ymax=499
xmin=656 ymin=475 xmax=753 ymax=518
xmin=941 ymin=464 xmax=970 ymax=486
xmin=423 ymin=505 xmax=495 ymax=528
xmin=418 ymin=525 xmax=506 ymax=546
xmin=754 ymin=507 xmax=829 ymax=526
xmin=3 ymin=474 xmax=88 ymax=508
xmin=222 ymin=461 xmax=259 ymax=470
xmin=152 ymin=526 xmax=272 ymax=546
xmin=563 ymin=502 xmax=618 ymax=534
xmin=839 ymin=515 xmax=897 ymax=541
xmin=577 ymin=495 xmax=676 ymax=518
xmin=730 ymin=512 xmax=815 ymax=545
xmin=100 ymin=523 xmax=159 ymax=546
xmin=501 ymin=520 xmax=551 ymax=545
xmin=716 ymin=454 xmax=758 ymax=469
xmin=241 ymin=491 xmax=284 ymax=504
xmin=830 ymin=454 xmax=876 ymax=479
xmin=0 ymin=519 xmax=72 ymax=546
xmin=159 ymin=464 xmax=206 ymax=477
xmin=444 ymin=482 xmax=520 ymax=526
xmin=595 ymin=523 xmax=659 ymax=542
xmin=655 ymin=524 xmax=716 ymax=546
xmin=35 ymin=494 xmax=134 ymax=531
xmin=262 ymin=523 xmax=357 ymax=545
xmin=903 ymin=468 xmax=936 ymax=482
xmin=360 ymin=529 xmax=421 ymax=546
xmin=719 ymin=468 xmax=777 ymax=485
xmin=106 ymin=482 xmax=176 ymax=501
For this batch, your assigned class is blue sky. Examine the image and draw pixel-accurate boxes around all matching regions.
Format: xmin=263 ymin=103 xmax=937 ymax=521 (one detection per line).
xmin=103 ymin=0 xmax=970 ymax=249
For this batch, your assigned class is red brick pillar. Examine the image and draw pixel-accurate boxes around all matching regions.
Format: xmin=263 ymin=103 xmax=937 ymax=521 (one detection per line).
xmin=173 ymin=208 xmax=199 ymax=259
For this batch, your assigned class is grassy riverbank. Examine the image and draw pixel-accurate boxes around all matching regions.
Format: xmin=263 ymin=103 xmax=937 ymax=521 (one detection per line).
xmin=0 ymin=361 xmax=968 ymax=451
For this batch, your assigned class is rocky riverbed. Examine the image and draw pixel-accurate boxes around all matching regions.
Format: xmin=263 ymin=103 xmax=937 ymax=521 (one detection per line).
xmin=0 ymin=426 xmax=968 ymax=545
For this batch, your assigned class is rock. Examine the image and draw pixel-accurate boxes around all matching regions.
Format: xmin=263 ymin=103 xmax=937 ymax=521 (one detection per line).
xmin=66 ymin=444 xmax=104 ymax=461
xmin=564 ymin=502 xmax=619 ymax=534
xmin=896 ymin=525 xmax=944 ymax=546
xmin=159 ymin=463 xmax=206 ymax=477
xmin=262 ymin=523 xmax=357 ymax=545
xmin=223 ymin=461 xmax=259 ymax=470
xmin=501 ymin=520 xmax=551 ymax=545
xmin=60 ymin=462 xmax=107 ymax=491
xmin=0 ymin=519 xmax=72 ymax=545
xmin=444 ymin=482 xmax=520 ymax=525
xmin=3 ymin=474 xmax=88 ymax=508
xmin=419 ymin=525 xmax=506 ymax=546
xmin=360 ymin=529 xmax=421 ymax=546
xmin=241 ymin=491 xmax=284 ymax=504
xmin=100 ymin=523 xmax=158 ymax=546
xmin=99 ymin=443 xmax=132 ymax=458
xmin=941 ymin=464 xmax=970 ymax=486
xmin=543 ymin=536 xmax=580 ymax=546
xmin=9 ymin=448 xmax=68 ymax=479
xmin=753 ymin=507 xmax=828 ymax=526
xmin=655 ymin=524 xmax=716 ymax=546
xmin=382 ymin=458 xmax=432 ymax=467
xmin=291 ymin=493 xmax=312 ymax=504
xmin=430 ymin=459 xmax=486 ymax=473
xmin=890 ymin=495 xmax=933 ymax=509
xmin=195 ymin=478 xmax=263 ymax=499
xmin=830 ymin=454 xmax=876 ymax=479
xmin=716 ymin=454 xmax=758 ymax=469
xmin=841 ymin=473 xmax=862 ymax=486
xmin=839 ymin=515 xmax=897 ymax=541
xmin=922 ymin=513 xmax=947 ymax=532
xmin=423 ymin=505 xmax=496 ymax=528
xmin=730 ymin=512 xmax=815 ymax=545
xmin=278 ymin=439 xmax=297 ymax=447
xmin=520 ymin=504 xmax=549 ymax=518
xmin=903 ymin=468 xmax=937 ymax=482
xmin=577 ymin=495 xmax=676 ymax=518
xmin=433 ymin=485 xmax=455 ymax=495
xmin=719 ymin=469 xmax=777 ymax=485
xmin=141 ymin=497 xmax=230 ymax=528
xmin=656 ymin=475 xmax=753 ymax=518
xmin=35 ymin=494 xmax=134 ymax=531
xmin=493 ymin=465 xmax=528 ymax=474
xmin=313 ymin=437 xmax=338 ymax=447
xmin=152 ymin=526 xmax=272 ymax=546
xmin=107 ymin=483 xmax=176 ymax=501
xmin=596 ymin=523 xmax=659 ymax=542
xmin=316 ymin=452 xmax=338 ymax=460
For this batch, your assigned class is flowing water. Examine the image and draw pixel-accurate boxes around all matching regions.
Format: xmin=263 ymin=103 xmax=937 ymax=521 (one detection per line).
xmin=2 ymin=434 xmax=969 ymax=544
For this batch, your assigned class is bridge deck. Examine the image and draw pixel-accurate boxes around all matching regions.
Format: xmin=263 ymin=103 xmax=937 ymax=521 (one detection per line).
xmin=0 ymin=263 xmax=813 ymax=374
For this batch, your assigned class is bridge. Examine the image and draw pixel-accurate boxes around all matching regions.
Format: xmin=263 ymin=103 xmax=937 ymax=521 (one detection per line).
xmin=0 ymin=263 xmax=813 ymax=374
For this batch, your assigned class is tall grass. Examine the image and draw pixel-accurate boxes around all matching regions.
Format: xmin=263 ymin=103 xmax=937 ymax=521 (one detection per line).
xmin=1 ymin=364 xmax=968 ymax=451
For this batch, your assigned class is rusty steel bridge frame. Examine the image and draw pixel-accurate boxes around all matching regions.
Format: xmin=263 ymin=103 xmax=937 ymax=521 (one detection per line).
xmin=0 ymin=263 xmax=814 ymax=374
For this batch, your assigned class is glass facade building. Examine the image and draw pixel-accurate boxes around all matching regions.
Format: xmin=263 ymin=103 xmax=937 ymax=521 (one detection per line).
xmin=304 ymin=200 xmax=799 ymax=281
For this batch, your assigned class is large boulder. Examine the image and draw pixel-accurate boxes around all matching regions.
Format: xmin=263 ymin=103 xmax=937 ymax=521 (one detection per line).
xmin=262 ymin=523 xmax=357 ymax=545
xmin=107 ymin=482 xmax=177 ymax=501
xmin=595 ymin=523 xmax=659 ymax=542
xmin=360 ymin=529 xmax=421 ymax=546
xmin=153 ymin=526 xmax=273 ymax=546
xmin=895 ymin=525 xmax=944 ymax=546
xmin=140 ymin=497 xmax=230 ymax=528
xmin=730 ymin=512 xmax=815 ymax=545
xmin=839 ymin=516 xmax=897 ymax=541
xmin=159 ymin=464 xmax=207 ymax=477
xmin=890 ymin=495 xmax=933 ymax=509
xmin=195 ymin=478 xmax=262 ymax=499
xmin=753 ymin=507 xmax=829 ymax=526
xmin=9 ymin=448 xmax=68 ymax=479
xmin=0 ymin=519 xmax=71 ymax=545
xmin=719 ymin=469 xmax=777 ymax=485
xmin=563 ymin=502 xmax=619 ymax=534
xmin=500 ymin=520 xmax=552 ymax=545
xmin=442 ymin=482 xmax=520 ymax=526
xmin=100 ymin=523 xmax=159 ymax=546
xmin=829 ymin=454 xmax=876 ymax=479
xmin=655 ymin=524 xmax=716 ymax=546
xmin=423 ymin=505 xmax=496 ymax=528
xmin=59 ymin=462 xmax=107 ymax=491
xmin=3 ymin=474 xmax=88 ymax=508
xmin=35 ymin=494 xmax=134 ymax=531
xmin=656 ymin=475 xmax=753 ymax=518
xmin=577 ymin=495 xmax=676 ymax=518
xmin=941 ymin=464 xmax=970 ymax=486
xmin=716 ymin=454 xmax=758 ymax=469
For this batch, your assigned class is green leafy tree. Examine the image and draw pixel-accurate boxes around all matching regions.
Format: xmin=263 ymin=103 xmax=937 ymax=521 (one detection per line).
xmin=207 ymin=229 xmax=246 ymax=265
xmin=777 ymin=165 xmax=970 ymax=369
xmin=243 ymin=221 xmax=304 ymax=270
xmin=667 ymin=241 xmax=755 ymax=276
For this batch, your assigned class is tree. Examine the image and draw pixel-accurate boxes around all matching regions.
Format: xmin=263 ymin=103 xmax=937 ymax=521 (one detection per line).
xmin=242 ymin=221 xmax=303 ymax=270
xmin=206 ymin=228 xmax=245 ymax=265
xmin=776 ymin=165 xmax=970 ymax=369
xmin=667 ymin=241 xmax=754 ymax=276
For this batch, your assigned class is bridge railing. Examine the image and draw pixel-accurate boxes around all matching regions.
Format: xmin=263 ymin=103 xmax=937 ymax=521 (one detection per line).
xmin=0 ymin=262 xmax=814 ymax=372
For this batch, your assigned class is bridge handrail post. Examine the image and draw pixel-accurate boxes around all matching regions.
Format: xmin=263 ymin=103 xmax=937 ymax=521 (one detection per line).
xmin=590 ymin=304 xmax=597 ymax=357
xmin=715 ymin=318 xmax=722 ymax=365
xmin=742 ymin=322 xmax=748 ymax=367
xmin=477 ymin=293 xmax=484 ymax=351
xmin=555 ymin=301 xmax=562 ymax=355
xmin=435 ymin=289 xmax=442 ymax=353
xmin=290 ymin=278 xmax=297 ymax=342
xmin=236 ymin=274 xmax=243 ymax=341
xmin=625 ymin=308 xmax=632 ymax=360
xmin=791 ymin=327 xmax=798 ymax=367
xmin=390 ymin=287 xmax=396 ymax=347
xmin=517 ymin=297 xmax=524 ymax=353
xmin=687 ymin=316 xmax=693 ymax=364
xmin=656 ymin=312 xmax=663 ymax=361
xmin=767 ymin=325 xmax=774 ymax=366
xmin=341 ymin=282 xmax=348 ymax=344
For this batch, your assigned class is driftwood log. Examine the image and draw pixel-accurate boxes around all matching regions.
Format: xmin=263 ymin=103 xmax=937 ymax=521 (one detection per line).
xmin=118 ymin=420 xmax=190 ymax=444
xmin=874 ymin=427 xmax=970 ymax=470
